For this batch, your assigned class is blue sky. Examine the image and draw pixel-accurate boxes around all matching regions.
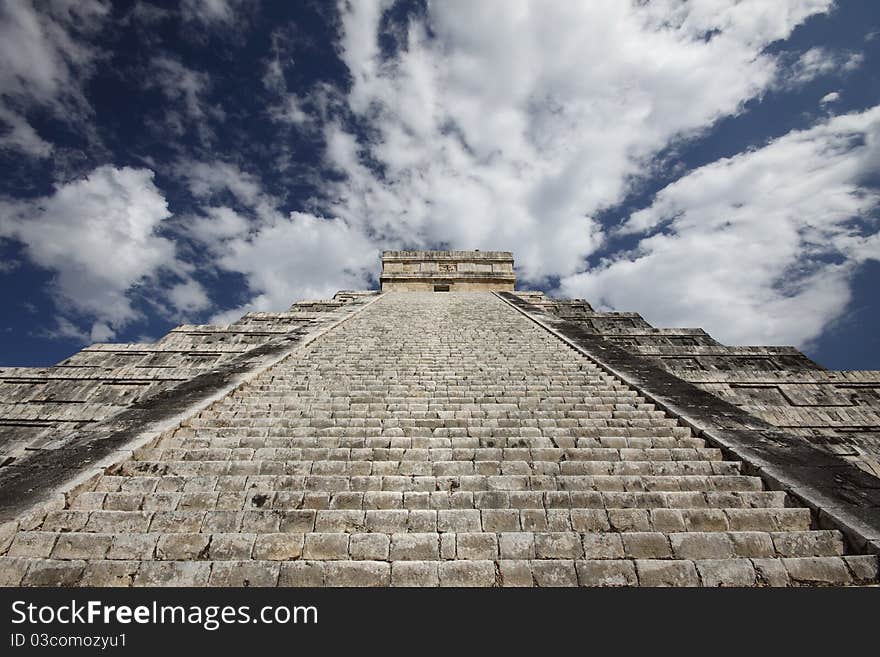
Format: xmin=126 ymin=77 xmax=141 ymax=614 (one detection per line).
xmin=0 ymin=0 xmax=879 ymax=370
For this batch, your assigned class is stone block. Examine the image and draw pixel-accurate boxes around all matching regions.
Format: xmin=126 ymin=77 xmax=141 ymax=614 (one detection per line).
xmin=636 ymin=560 xmax=699 ymax=587
xmin=498 ymin=560 xmax=534 ymax=587
xmin=279 ymin=561 xmax=325 ymax=586
xmin=456 ymin=532 xmax=498 ymax=559
xmin=438 ymin=560 xmax=496 ymax=587
xmin=0 ymin=557 xmax=30 ymax=586
xmin=209 ymin=561 xmax=280 ymax=587
xmin=782 ymin=557 xmax=852 ymax=586
xmin=582 ymin=533 xmax=625 ymax=559
xmin=499 ymin=532 xmax=535 ymax=559
xmin=532 ymin=560 xmax=578 ymax=587
xmin=133 ymin=562 xmax=211 ymax=586
xmin=390 ymin=533 xmax=439 ymax=560
xmin=107 ymin=534 xmax=158 ymax=560
xmin=208 ymin=533 xmax=255 ymax=560
xmin=438 ymin=510 xmax=481 ymax=532
xmin=752 ymin=558 xmax=790 ymax=587
xmin=622 ymin=532 xmax=672 ymax=559
xmin=534 ymin=532 xmax=583 ymax=559
xmin=8 ymin=532 xmax=58 ymax=558
xmin=80 ymin=561 xmax=139 ymax=587
xmin=669 ymin=533 xmax=734 ymax=560
xmin=156 ymin=534 xmax=209 ymax=560
xmin=303 ymin=533 xmax=349 ymax=560
xmin=843 ymin=555 xmax=878 ymax=584
xmin=392 ymin=561 xmax=440 ymax=587
xmin=695 ymin=559 xmax=756 ymax=587
xmin=253 ymin=533 xmax=305 ymax=560
xmin=571 ymin=509 xmax=610 ymax=532
xmin=325 ymin=561 xmax=390 ymax=587
xmin=22 ymin=560 xmax=86 ymax=587
xmin=575 ymin=560 xmax=638 ymax=587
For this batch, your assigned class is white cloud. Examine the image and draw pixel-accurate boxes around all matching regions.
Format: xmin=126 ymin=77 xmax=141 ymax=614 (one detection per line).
xmin=561 ymin=107 xmax=880 ymax=348
xmin=781 ymin=46 xmax=864 ymax=87
xmin=269 ymin=95 xmax=309 ymax=126
xmin=188 ymin=206 xmax=252 ymax=249
xmin=89 ymin=321 xmax=114 ymax=342
xmin=175 ymin=159 xmax=280 ymax=226
xmin=181 ymin=0 xmax=248 ymax=26
xmin=209 ymin=212 xmax=378 ymax=324
xmin=150 ymin=56 xmax=214 ymax=121
xmin=178 ymin=159 xmax=264 ymax=205
xmin=144 ymin=57 xmax=226 ymax=145
xmin=0 ymin=0 xmax=109 ymax=156
xmin=176 ymin=159 xmax=377 ymax=321
xmin=44 ymin=316 xmax=89 ymax=342
xmin=0 ymin=165 xmax=200 ymax=340
xmin=168 ymin=279 xmax=211 ymax=313
xmin=0 ymin=105 xmax=53 ymax=157
xmin=261 ymin=42 xmax=315 ymax=128
xmin=317 ymin=0 xmax=836 ymax=285
xmin=820 ymin=91 xmax=841 ymax=104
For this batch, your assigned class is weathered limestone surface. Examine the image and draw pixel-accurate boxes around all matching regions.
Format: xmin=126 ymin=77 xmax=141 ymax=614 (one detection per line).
xmin=0 ymin=292 xmax=376 ymax=461
xmin=517 ymin=292 xmax=880 ymax=478
xmin=381 ymin=250 xmax=515 ymax=292
xmin=1 ymin=292 xmax=876 ymax=586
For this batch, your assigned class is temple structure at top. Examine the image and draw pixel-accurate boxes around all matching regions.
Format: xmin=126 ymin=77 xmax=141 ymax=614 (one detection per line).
xmin=380 ymin=250 xmax=515 ymax=292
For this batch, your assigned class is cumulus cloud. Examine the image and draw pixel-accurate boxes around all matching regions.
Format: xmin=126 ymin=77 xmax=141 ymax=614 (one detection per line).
xmin=172 ymin=157 xmax=377 ymax=321
xmin=168 ymin=279 xmax=211 ymax=313
xmin=561 ymin=107 xmax=880 ymax=348
xmin=0 ymin=165 xmax=204 ymax=340
xmin=0 ymin=0 xmax=109 ymax=156
xmin=820 ymin=91 xmax=841 ymax=104
xmin=316 ymin=0 xmax=835 ymax=284
xmin=209 ymin=212 xmax=378 ymax=323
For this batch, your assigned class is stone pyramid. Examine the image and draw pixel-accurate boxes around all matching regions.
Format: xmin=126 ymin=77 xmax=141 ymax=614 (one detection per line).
xmin=0 ymin=251 xmax=877 ymax=586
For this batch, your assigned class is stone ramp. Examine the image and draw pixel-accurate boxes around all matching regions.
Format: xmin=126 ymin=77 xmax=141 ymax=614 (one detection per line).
xmin=0 ymin=292 xmax=877 ymax=586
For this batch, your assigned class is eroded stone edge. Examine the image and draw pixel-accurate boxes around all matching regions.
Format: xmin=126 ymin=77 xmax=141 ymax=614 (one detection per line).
xmin=495 ymin=291 xmax=880 ymax=556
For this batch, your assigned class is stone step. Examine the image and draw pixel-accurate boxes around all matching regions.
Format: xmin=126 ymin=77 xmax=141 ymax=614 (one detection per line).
xmin=99 ymin=467 xmax=765 ymax=492
xmin=157 ymin=435 xmax=703 ymax=449
xmin=40 ymin=508 xmax=813 ymax=534
xmin=3 ymin=555 xmax=875 ymax=587
xmin=156 ymin=435 xmax=704 ymax=449
xmin=72 ymin=489 xmax=791 ymax=509
xmin=143 ymin=447 xmax=724 ymax=461
xmin=202 ymin=402 xmax=653 ymax=408
xmin=126 ymin=456 xmax=738 ymax=477
xmin=5 ymin=529 xmax=845 ymax=563
xmin=190 ymin=416 xmax=683 ymax=426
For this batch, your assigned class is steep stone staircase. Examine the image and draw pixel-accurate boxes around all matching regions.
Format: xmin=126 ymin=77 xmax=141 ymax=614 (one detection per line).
xmin=1 ymin=292 xmax=876 ymax=586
